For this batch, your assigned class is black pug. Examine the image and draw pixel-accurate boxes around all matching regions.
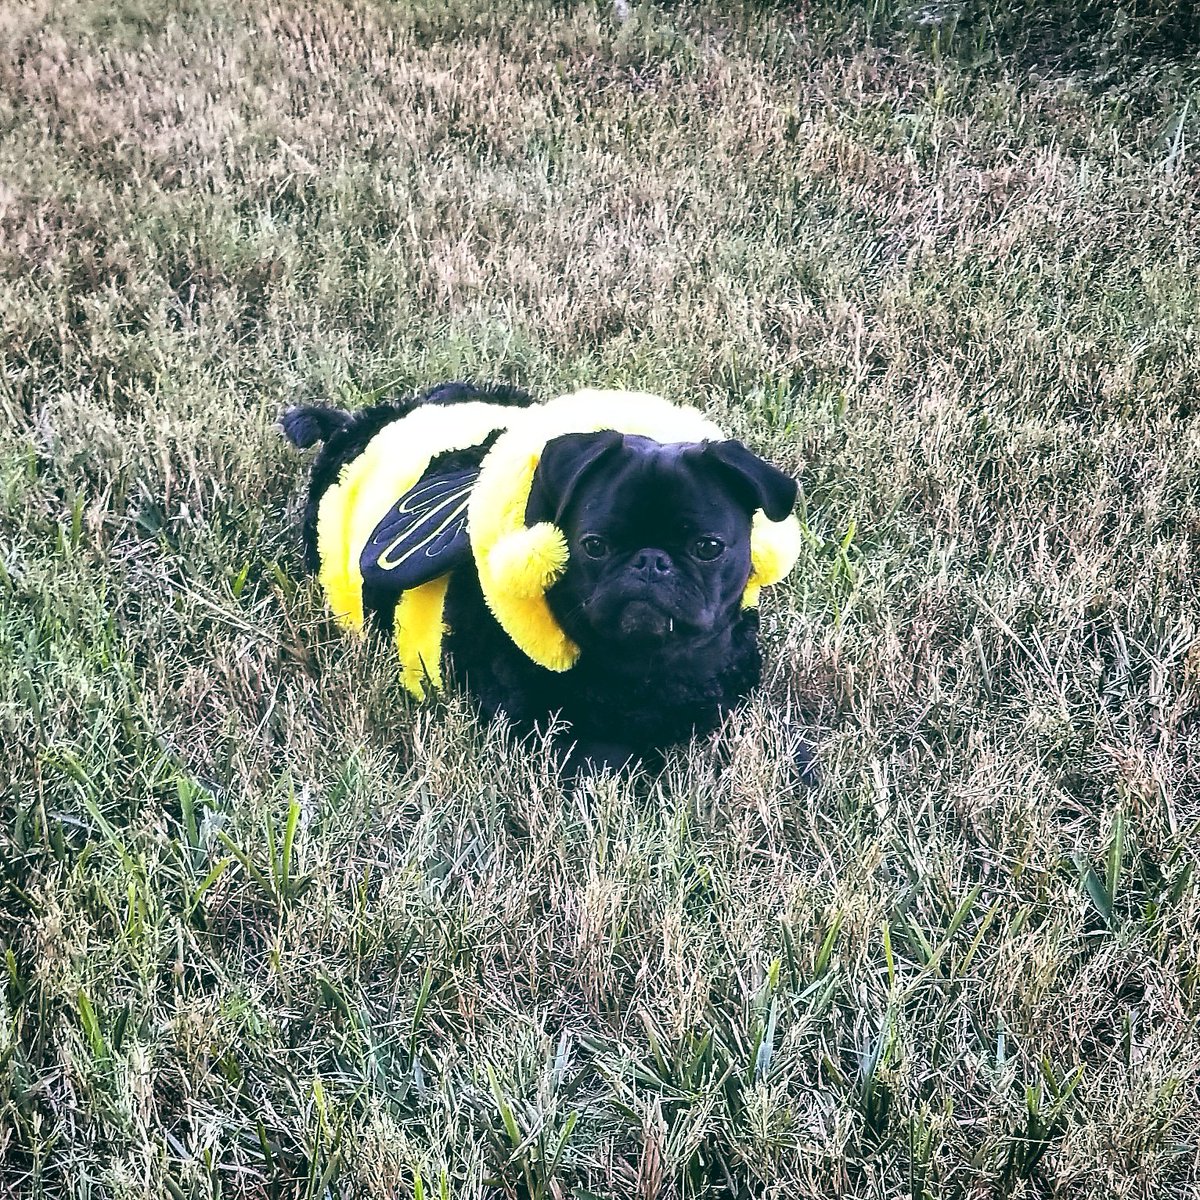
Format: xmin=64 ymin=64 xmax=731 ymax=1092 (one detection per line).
xmin=283 ymin=381 xmax=815 ymax=779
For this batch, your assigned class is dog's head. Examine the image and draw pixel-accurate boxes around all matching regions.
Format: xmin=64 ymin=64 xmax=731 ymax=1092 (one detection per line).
xmin=525 ymin=432 xmax=797 ymax=654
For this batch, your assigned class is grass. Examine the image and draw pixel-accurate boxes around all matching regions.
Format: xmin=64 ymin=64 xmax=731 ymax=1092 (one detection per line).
xmin=2 ymin=0 xmax=1200 ymax=1195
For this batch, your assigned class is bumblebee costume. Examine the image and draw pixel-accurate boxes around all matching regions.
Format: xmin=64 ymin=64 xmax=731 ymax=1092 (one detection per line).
xmin=292 ymin=386 xmax=802 ymax=699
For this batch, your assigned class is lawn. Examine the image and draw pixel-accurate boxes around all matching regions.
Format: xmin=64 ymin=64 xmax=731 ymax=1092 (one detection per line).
xmin=2 ymin=1 xmax=1200 ymax=1196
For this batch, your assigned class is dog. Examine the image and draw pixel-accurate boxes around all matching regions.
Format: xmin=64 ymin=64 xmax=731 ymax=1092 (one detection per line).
xmin=283 ymin=382 xmax=814 ymax=778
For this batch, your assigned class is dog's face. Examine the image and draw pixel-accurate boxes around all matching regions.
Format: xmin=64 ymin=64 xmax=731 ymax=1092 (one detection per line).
xmin=526 ymin=432 xmax=797 ymax=656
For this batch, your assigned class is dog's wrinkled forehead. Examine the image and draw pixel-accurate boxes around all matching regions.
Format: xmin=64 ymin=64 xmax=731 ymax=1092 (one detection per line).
xmin=526 ymin=428 xmax=797 ymax=531
xmin=568 ymin=435 xmax=736 ymax=525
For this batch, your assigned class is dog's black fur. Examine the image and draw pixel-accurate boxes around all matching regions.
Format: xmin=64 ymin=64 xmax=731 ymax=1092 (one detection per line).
xmin=285 ymin=382 xmax=814 ymax=778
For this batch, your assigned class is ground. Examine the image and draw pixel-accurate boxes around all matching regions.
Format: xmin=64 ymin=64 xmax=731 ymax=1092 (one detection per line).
xmin=2 ymin=2 xmax=1200 ymax=1197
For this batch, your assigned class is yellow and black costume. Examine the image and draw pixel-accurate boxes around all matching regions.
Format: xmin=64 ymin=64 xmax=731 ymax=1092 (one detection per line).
xmin=286 ymin=385 xmax=802 ymax=700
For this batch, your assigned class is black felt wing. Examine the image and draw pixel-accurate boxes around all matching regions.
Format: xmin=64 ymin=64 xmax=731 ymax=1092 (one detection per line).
xmin=360 ymin=468 xmax=477 ymax=591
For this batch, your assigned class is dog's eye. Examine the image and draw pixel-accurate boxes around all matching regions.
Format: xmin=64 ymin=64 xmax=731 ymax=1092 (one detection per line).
xmin=693 ymin=537 xmax=725 ymax=561
xmin=580 ymin=535 xmax=609 ymax=559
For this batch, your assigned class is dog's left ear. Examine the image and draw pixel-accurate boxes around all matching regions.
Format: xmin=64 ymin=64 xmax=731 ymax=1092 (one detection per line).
xmin=695 ymin=440 xmax=798 ymax=520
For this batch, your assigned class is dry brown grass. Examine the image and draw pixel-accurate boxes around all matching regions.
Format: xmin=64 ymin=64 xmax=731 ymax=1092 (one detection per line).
xmin=2 ymin=1 xmax=1200 ymax=1196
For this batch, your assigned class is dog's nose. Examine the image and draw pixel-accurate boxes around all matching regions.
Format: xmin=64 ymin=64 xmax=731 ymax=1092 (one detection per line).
xmin=632 ymin=549 xmax=672 ymax=577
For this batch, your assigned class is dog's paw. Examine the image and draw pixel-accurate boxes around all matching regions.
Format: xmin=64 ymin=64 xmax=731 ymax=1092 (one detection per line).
xmin=791 ymin=739 xmax=820 ymax=788
xmin=557 ymin=737 xmax=642 ymax=780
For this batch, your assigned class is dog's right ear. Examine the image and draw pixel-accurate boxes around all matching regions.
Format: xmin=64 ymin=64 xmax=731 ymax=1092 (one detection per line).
xmin=281 ymin=406 xmax=352 ymax=449
xmin=526 ymin=431 xmax=624 ymax=525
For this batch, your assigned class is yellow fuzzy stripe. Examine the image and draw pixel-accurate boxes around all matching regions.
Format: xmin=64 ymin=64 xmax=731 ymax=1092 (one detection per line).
xmin=316 ymin=401 xmax=516 ymax=632
xmin=393 ymin=574 xmax=450 ymax=699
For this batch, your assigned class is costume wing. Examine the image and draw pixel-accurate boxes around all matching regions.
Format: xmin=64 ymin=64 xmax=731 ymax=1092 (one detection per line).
xmin=360 ymin=468 xmax=477 ymax=591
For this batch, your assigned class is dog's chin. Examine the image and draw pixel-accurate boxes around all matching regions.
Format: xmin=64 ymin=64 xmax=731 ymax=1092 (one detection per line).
xmin=615 ymin=599 xmax=674 ymax=644
xmin=602 ymin=599 xmax=728 ymax=652
xmin=554 ymin=585 xmax=730 ymax=654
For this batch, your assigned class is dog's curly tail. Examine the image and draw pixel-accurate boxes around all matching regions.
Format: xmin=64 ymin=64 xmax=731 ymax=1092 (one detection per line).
xmin=281 ymin=405 xmax=352 ymax=449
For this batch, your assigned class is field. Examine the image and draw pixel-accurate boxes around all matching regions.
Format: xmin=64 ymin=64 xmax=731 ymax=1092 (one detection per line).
xmin=3 ymin=1 xmax=1200 ymax=1196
